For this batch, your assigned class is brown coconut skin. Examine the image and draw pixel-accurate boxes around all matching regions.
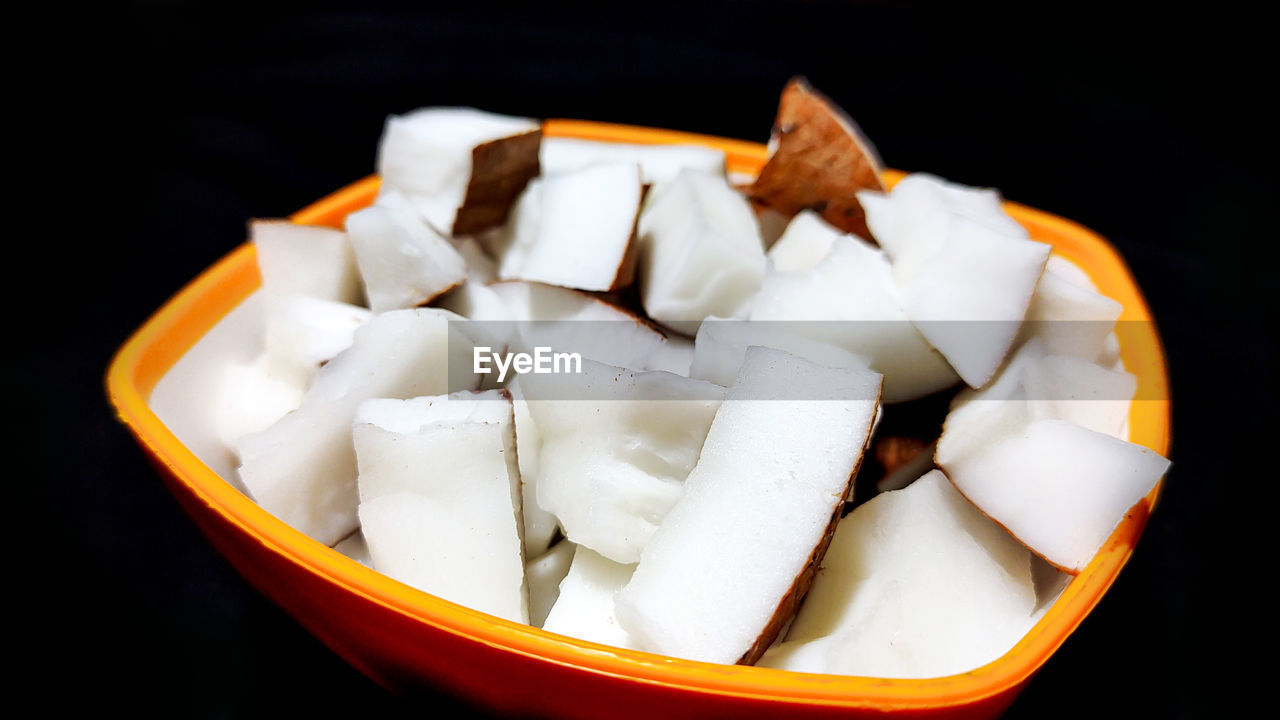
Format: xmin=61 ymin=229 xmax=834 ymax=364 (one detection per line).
xmin=452 ymin=129 xmax=543 ymax=236
xmin=749 ymin=77 xmax=886 ymax=242
xmin=736 ymin=381 xmax=883 ymax=666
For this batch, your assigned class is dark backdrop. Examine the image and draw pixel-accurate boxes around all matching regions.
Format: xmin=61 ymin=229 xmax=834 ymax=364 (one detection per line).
xmin=27 ymin=2 xmax=1267 ymax=717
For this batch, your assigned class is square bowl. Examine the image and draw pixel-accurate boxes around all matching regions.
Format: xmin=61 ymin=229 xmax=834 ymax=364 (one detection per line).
xmin=107 ymin=119 xmax=1171 ymax=718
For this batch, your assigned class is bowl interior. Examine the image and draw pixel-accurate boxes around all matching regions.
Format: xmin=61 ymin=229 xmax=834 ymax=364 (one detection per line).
xmin=108 ymin=119 xmax=1171 ymax=709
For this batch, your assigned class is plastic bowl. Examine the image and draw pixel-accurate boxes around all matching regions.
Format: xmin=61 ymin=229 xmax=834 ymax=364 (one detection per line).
xmin=107 ymin=119 xmax=1171 ymax=718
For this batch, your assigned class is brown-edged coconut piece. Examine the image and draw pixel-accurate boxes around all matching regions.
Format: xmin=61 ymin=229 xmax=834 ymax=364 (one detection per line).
xmin=614 ymin=346 xmax=882 ymax=665
xmin=376 ymin=107 xmax=542 ymax=236
xmin=749 ymin=77 xmax=886 ymax=241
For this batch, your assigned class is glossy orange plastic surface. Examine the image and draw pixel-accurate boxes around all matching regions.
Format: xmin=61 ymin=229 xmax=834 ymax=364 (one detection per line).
xmin=107 ymin=120 xmax=1171 ymax=718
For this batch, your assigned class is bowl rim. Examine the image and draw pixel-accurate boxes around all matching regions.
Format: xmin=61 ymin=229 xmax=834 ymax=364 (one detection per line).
xmin=106 ymin=118 xmax=1171 ymax=709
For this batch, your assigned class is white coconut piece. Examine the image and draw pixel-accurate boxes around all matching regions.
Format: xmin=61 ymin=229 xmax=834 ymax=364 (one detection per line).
xmin=521 ymin=360 xmax=726 ymax=564
xmin=215 ymin=354 xmax=304 ymax=450
xmin=540 ymin=137 xmax=726 ymax=185
xmin=636 ymin=168 xmax=767 ymax=330
xmin=236 ymin=308 xmax=481 ymax=546
xmin=937 ymin=339 xmax=1138 ymax=470
xmin=354 ymin=390 xmax=526 ymax=623
xmin=1022 ymin=354 xmax=1137 ymax=439
xmin=943 ymin=419 xmax=1170 ymax=572
xmin=507 ymin=378 xmax=559 ymax=557
xmin=263 ymin=296 xmax=371 ymax=388
xmin=614 ymin=347 xmax=882 ymax=664
xmin=750 ymin=236 xmax=959 ymax=402
xmin=345 ymin=190 xmax=467 ymax=313
xmin=858 ymin=174 xmax=1051 ymax=388
xmin=496 ymin=163 xmax=643 ymax=292
xmin=375 ymin=107 xmax=540 ymax=236
xmin=760 ymin=472 xmax=1036 ymax=679
xmin=766 ymin=210 xmax=844 ymax=273
xmin=689 ymin=316 xmax=869 ymax=389
xmin=251 ymin=220 xmax=363 ymax=307
xmin=1020 ymin=259 xmax=1123 ymax=362
xmin=486 ymin=280 xmax=665 ymax=370
xmin=526 ymin=540 xmax=576 ymax=629
xmin=542 ymin=546 xmax=641 ymax=650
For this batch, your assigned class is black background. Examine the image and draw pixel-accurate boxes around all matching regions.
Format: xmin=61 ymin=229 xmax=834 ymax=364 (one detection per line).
xmin=25 ymin=2 xmax=1268 ymax=717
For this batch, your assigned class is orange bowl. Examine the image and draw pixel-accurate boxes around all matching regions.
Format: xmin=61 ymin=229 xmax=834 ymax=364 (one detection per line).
xmin=107 ymin=119 xmax=1171 ymax=718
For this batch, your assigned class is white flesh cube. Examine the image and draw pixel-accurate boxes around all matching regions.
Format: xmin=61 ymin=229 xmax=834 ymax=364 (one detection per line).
xmin=346 ymin=190 xmax=467 ymax=313
xmin=540 ymin=137 xmax=726 ymax=185
xmin=236 ymin=308 xmax=481 ymax=545
xmin=542 ymin=546 xmax=641 ymax=650
xmin=614 ymin=347 xmax=882 ymax=664
xmin=636 ymin=168 xmax=766 ymax=329
xmin=264 ymin=296 xmax=371 ymax=388
xmin=496 ymin=163 xmax=643 ymax=292
xmin=766 ymin=209 xmax=843 ymax=273
xmin=750 ymin=236 xmax=959 ymax=402
xmin=858 ymin=174 xmax=1051 ymax=388
xmin=354 ymin=390 xmax=526 ymax=623
xmin=760 ymin=471 xmax=1036 ymax=678
xmin=251 ymin=220 xmax=363 ymax=307
xmin=375 ymin=107 xmax=540 ymax=235
xmin=486 ymin=281 xmax=665 ymax=370
xmin=522 ymin=360 xmax=726 ymax=564
xmin=526 ymin=540 xmax=576 ymax=628
xmin=944 ymin=419 xmax=1169 ymax=572
xmin=215 ymin=355 xmax=304 ymax=449
xmin=690 ymin=316 xmax=869 ymax=389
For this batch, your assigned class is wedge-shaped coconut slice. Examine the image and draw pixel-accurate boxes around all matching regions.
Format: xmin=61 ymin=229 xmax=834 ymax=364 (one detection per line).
xmin=264 ymin=296 xmax=372 ymax=388
xmin=689 ymin=316 xmax=869 ymax=389
xmin=375 ymin=107 xmax=541 ymax=236
xmin=636 ymin=168 xmax=766 ymax=330
xmin=495 ymin=163 xmax=643 ymax=292
xmin=354 ymin=390 xmax=526 ymax=623
xmin=748 ymin=77 xmax=885 ymax=239
xmin=521 ymin=360 xmax=725 ymax=564
xmin=1020 ymin=258 xmax=1123 ymax=362
xmin=236 ymin=308 xmax=481 ymax=545
xmin=858 ymin=173 xmax=1051 ymax=388
xmin=614 ymin=347 xmax=882 ymax=664
xmin=766 ymin=209 xmax=844 ymax=273
xmin=542 ymin=546 xmax=641 ymax=649
xmin=251 ymin=220 xmax=363 ymax=306
xmin=486 ymin=281 xmax=665 ymax=370
xmin=345 ymin=190 xmax=467 ymax=313
xmin=540 ymin=137 xmax=726 ymax=185
xmin=760 ymin=471 xmax=1036 ymax=678
xmin=215 ymin=355 xmax=304 ymax=449
xmin=526 ymin=540 xmax=576 ymax=628
xmin=750 ymin=236 xmax=959 ymax=402
xmin=944 ymin=419 xmax=1169 ymax=573
xmin=507 ymin=378 xmax=559 ymax=557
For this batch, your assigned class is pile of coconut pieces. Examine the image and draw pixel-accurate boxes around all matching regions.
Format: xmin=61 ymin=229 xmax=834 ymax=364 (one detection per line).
xmin=218 ymin=78 xmax=1170 ymax=679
